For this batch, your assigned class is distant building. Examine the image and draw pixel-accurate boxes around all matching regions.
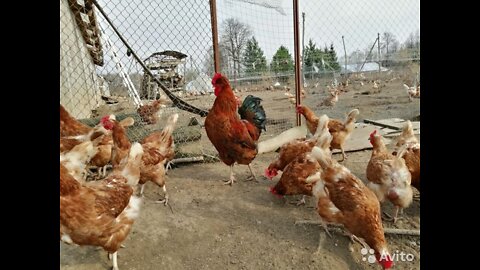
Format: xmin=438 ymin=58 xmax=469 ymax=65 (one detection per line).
xmin=341 ymin=62 xmax=389 ymax=73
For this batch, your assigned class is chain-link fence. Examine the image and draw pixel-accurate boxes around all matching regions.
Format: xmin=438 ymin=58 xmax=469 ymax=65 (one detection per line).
xmin=60 ymin=0 xmax=420 ymax=161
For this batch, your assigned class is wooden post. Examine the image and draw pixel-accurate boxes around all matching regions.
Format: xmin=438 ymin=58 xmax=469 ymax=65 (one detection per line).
xmin=359 ymin=37 xmax=378 ymax=73
xmin=302 ymin=12 xmax=305 ymax=86
xmin=377 ymin=33 xmax=381 ymax=74
xmin=293 ymin=0 xmax=302 ymax=126
xmin=342 ymin=36 xmax=347 ymax=75
xmin=209 ymin=0 xmax=220 ymax=73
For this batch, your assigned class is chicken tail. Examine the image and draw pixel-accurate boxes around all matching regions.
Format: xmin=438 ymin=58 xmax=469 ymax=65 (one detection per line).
xmin=238 ymin=95 xmax=267 ymax=133
xmin=395 ymin=142 xmax=410 ymax=159
xmin=119 ymin=142 xmax=144 ymax=186
xmin=401 ymin=120 xmax=414 ymax=136
xmin=346 ymin=109 xmax=360 ymax=123
xmin=312 ymin=114 xmax=329 ymax=137
xmin=164 ymin=113 xmax=179 ymax=136
xmin=310 ymin=128 xmax=334 ymax=168
xmin=257 ymin=125 xmax=308 ymax=154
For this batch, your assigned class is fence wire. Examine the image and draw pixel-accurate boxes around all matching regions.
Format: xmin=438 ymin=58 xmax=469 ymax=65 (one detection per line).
xmin=60 ymin=0 xmax=420 ymax=162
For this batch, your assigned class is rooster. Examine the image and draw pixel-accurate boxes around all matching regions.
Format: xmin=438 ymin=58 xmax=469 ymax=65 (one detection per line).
xmin=297 ymin=105 xmax=359 ymax=161
xmin=60 ymin=142 xmax=144 ymax=270
xmin=205 ymin=73 xmax=267 ymax=185
xmin=306 ymin=130 xmax=394 ymax=270
xmin=366 ymin=130 xmax=413 ymax=223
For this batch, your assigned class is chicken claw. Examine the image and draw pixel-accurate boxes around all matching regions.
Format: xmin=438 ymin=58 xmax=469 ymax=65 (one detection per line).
xmin=343 ymin=231 xmax=367 ymax=249
xmin=296 ymin=195 xmax=307 ymax=206
xmin=224 ymin=165 xmax=236 ymax=185
xmin=382 ymin=207 xmax=403 ymax=223
xmin=245 ymin=164 xmax=259 ymax=182
xmin=289 ymin=195 xmax=306 ymax=206
xmin=155 ymin=185 xmax=169 ymax=206
xmin=224 ymin=175 xmax=236 ymax=185
xmin=320 ymin=220 xmax=333 ymax=238
xmin=165 ymin=160 xmax=174 ymax=174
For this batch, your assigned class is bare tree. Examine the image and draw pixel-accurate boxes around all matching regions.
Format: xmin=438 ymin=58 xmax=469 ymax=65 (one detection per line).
xmin=204 ymin=42 xmax=230 ymax=75
xmin=402 ymin=30 xmax=420 ymax=59
xmin=381 ymin=32 xmax=398 ymax=56
xmin=221 ymin=18 xmax=252 ymax=83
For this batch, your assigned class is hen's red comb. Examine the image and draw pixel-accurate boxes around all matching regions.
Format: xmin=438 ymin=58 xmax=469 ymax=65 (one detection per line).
xmin=100 ymin=115 xmax=110 ymax=123
xmin=369 ymin=130 xmax=377 ymax=138
xmin=295 ymin=105 xmax=303 ymax=114
xmin=269 ymin=186 xmax=283 ymax=198
xmin=378 ymin=254 xmax=393 ymax=269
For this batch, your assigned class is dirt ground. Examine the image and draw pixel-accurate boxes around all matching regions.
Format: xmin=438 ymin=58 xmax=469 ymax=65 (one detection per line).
xmin=60 ymin=72 xmax=420 ymax=270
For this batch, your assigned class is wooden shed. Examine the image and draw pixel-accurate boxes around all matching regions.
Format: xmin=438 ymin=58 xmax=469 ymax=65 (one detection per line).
xmin=60 ymin=0 xmax=104 ymax=118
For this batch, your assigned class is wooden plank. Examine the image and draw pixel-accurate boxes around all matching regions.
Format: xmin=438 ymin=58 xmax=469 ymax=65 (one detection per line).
xmin=331 ymin=123 xmax=392 ymax=153
xmin=383 ymin=129 xmax=420 ymax=138
xmin=364 ymin=118 xmax=420 ymax=131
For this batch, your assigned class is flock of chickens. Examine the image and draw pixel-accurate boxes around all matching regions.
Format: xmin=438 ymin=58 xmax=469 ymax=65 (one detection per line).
xmin=60 ymin=73 xmax=420 ymax=270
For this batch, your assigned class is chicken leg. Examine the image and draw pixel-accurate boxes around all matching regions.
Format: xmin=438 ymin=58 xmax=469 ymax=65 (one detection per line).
xmin=290 ymin=195 xmax=307 ymax=206
xmin=383 ymin=206 xmax=403 ymax=223
xmin=139 ymin=184 xmax=146 ymax=197
xmin=343 ymin=231 xmax=368 ymax=249
xmin=224 ymin=165 xmax=236 ymax=185
xmin=155 ymin=185 xmax=169 ymax=206
xmin=339 ymin=147 xmax=347 ymax=162
xmin=245 ymin=164 xmax=259 ymax=182
xmin=111 ymin=251 xmax=119 ymax=270
xmin=165 ymin=160 xmax=174 ymax=174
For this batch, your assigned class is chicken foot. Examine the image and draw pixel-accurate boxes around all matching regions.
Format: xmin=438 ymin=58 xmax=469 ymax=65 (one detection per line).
xmin=224 ymin=165 xmax=236 ymax=185
xmin=383 ymin=206 xmax=403 ymax=223
xmin=155 ymin=185 xmax=169 ymax=206
xmin=343 ymin=231 xmax=368 ymax=249
xmin=165 ymin=160 xmax=174 ymax=174
xmin=245 ymin=164 xmax=259 ymax=182
xmin=289 ymin=195 xmax=307 ymax=206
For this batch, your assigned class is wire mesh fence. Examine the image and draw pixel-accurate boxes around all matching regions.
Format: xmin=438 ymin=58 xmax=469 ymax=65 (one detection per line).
xmin=60 ymin=0 xmax=420 ymax=162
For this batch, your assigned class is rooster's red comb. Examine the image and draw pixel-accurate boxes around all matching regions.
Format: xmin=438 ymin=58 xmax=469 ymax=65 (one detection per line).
xmin=212 ymin=73 xmax=223 ymax=85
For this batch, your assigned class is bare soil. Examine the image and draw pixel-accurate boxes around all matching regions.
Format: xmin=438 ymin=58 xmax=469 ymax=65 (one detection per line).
xmin=60 ymin=72 xmax=420 ymax=270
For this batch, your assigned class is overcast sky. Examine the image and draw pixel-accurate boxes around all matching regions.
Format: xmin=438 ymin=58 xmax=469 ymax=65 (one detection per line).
xmin=95 ymin=0 xmax=419 ymax=74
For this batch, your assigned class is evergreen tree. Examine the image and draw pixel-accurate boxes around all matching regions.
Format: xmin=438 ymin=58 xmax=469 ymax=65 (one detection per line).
xmin=303 ymin=39 xmax=324 ymax=74
xmin=243 ymin=37 xmax=267 ymax=76
xmin=271 ymin=45 xmax=294 ymax=80
xmin=321 ymin=43 xmax=341 ymax=71
xmin=327 ymin=43 xmax=341 ymax=71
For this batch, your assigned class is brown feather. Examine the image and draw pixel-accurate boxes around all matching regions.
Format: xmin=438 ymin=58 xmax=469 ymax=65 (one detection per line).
xmin=60 ymin=104 xmax=92 ymax=137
